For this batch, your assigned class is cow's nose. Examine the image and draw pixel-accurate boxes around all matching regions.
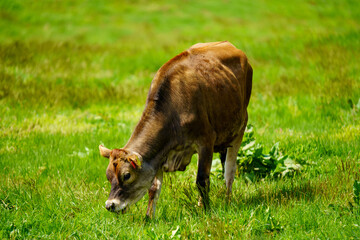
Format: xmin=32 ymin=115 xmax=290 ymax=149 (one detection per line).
xmin=105 ymin=202 xmax=115 ymax=212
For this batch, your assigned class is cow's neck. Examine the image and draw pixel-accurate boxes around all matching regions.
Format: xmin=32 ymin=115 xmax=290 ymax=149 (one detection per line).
xmin=124 ymin=104 xmax=179 ymax=169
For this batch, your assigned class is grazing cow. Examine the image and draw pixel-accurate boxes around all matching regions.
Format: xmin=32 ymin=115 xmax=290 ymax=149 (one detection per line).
xmin=99 ymin=41 xmax=252 ymax=217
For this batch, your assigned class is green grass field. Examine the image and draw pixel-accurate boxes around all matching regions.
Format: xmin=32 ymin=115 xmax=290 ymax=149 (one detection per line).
xmin=1 ymin=0 xmax=360 ymax=238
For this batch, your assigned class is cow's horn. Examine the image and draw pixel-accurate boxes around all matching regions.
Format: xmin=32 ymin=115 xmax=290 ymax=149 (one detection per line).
xmin=128 ymin=153 xmax=142 ymax=168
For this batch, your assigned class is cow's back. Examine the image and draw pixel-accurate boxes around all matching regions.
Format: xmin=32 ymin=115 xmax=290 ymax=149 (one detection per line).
xmin=147 ymin=41 xmax=252 ymax=151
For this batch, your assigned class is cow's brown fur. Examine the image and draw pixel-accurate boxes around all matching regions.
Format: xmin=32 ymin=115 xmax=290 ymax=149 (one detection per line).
xmin=100 ymin=41 xmax=252 ymax=217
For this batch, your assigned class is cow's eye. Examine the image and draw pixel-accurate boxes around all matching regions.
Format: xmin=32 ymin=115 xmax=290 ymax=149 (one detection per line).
xmin=123 ymin=172 xmax=131 ymax=181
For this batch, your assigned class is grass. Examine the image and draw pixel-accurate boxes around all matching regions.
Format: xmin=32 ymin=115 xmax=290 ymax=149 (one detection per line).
xmin=1 ymin=0 xmax=360 ymax=238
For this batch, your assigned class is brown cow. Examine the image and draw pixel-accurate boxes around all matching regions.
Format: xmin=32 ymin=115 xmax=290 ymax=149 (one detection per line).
xmin=99 ymin=41 xmax=252 ymax=218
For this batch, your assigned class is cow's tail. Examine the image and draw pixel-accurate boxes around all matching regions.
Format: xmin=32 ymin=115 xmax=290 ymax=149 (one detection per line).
xmin=244 ymin=62 xmax=253 ymax=108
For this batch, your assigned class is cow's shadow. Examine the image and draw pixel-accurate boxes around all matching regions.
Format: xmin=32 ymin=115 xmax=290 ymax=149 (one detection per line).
xmin=212 ymin=178 xmax=317 ymax=210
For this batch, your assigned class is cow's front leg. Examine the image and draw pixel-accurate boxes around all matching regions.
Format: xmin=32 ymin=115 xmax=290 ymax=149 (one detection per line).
xmin=196 ymin=145 xmax=213 ymax=211
xmin=146 ymin=170 xmax=163 ymax=219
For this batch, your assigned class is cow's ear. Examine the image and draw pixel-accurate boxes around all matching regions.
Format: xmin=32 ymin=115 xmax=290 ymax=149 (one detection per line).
xmin=128 ymin=154 xmax=142 ymax=169
xmin=99 ymin=145 xmax=111 ymax=158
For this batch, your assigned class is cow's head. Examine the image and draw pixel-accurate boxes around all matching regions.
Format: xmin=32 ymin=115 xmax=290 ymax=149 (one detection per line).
xmin=99 ymin=145 xmax=155 ymax=213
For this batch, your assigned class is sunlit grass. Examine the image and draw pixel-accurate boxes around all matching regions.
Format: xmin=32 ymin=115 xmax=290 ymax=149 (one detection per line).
xmin=1 ymin=0 xmax=360 ymax=238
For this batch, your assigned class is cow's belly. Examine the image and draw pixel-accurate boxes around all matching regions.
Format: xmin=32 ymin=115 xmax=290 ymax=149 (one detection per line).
xmin=162 ymin=144 xmax=196 ymax=172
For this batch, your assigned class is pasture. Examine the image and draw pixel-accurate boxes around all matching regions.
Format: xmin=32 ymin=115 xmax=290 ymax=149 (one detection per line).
xmin=1 ymin=0 xmax=360 ymax=238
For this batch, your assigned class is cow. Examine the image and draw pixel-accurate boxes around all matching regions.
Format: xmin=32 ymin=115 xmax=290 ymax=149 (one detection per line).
xmin=99 ymin=41 xmax=252 ymax=218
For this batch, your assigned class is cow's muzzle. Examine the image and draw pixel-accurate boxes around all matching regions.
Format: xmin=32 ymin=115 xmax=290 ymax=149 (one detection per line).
xmin=105 ymin=199 xmax=126 ymax=213
xmin=105 ymin=201 xmax=116 ymax=212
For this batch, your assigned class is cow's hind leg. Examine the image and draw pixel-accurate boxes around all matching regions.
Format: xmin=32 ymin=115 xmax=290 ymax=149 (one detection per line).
xmin=146 ymin=170 xmax=163 ymax=219
xmin=225 ymin=123 xmax=247 ymax=198
xmin=196 ymin=145 xmax=214 ymax=210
